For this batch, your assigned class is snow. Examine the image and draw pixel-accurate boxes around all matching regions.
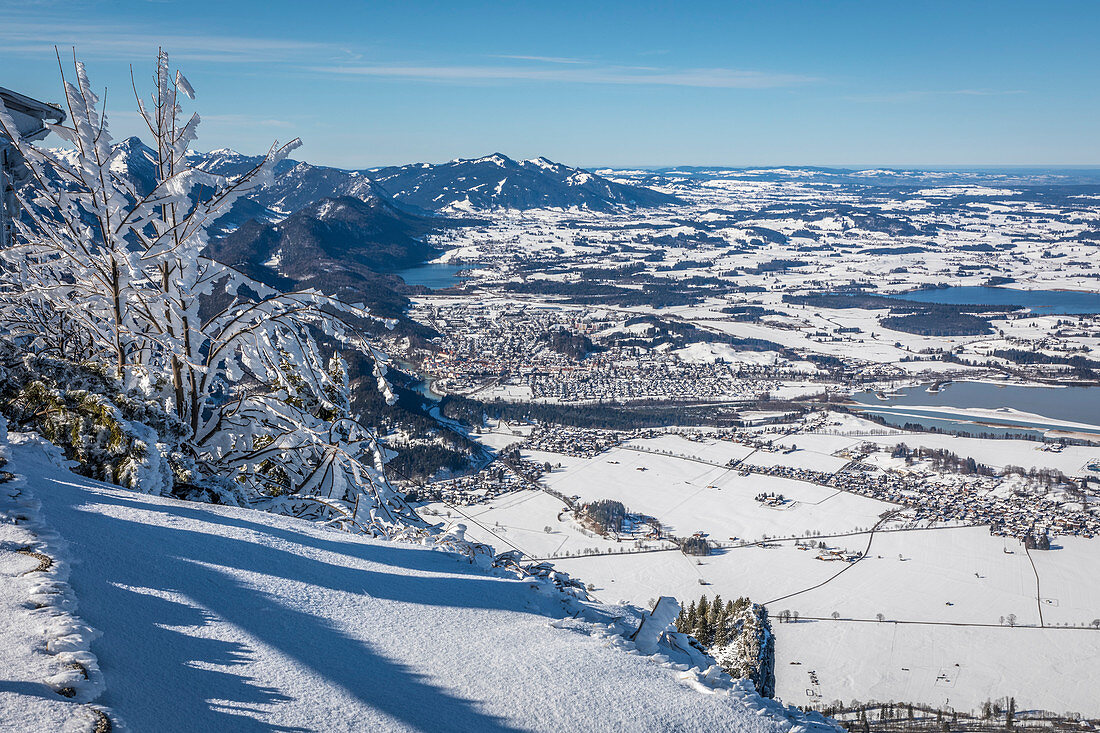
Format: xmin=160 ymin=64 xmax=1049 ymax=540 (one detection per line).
xmin=1 ymin=432 xmax=838 ymax=732
xmin=539 ymin=438 xmax=894 ymax=540
xmin=425 ymin=417 xmax=1100 ymax=717
xmin=774 ymin=621 xmax=1100 ymax=715
xmin=852 ymin=403 xmax=1100 ymax=435
xmin=1 ymin=470 xmax=108 ymax=732
xmin=674 ymin=343 xmax=782 ymax=366
xmin=554 ymin=523 xmax=1100 ymax=716
xmin=634 ymin=597 xmax=680 ymax=653
xmin=523 ymin=157 xmax=558 ymax=171
xmin=915 ymin=186 xmax=1021 ymax=197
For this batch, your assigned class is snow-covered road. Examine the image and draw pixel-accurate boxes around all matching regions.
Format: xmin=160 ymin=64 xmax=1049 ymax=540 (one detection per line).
xmin=2 ymin=435 xmax=837 ymax=732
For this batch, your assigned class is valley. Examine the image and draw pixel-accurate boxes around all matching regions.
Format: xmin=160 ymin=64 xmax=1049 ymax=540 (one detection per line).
xmin=357 ymin=164 xmax=1100 ymax=718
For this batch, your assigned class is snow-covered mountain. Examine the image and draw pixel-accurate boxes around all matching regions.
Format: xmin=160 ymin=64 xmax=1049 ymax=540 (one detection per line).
xmin=368 ymin=153 xmax=681 ymax=212
xmin=0 ymin=427 xmax=840 ymax=732
xmin=190 ymin=147 xmax=393 ymax=216
xmin=184 ymin=143 xmax=678 ymax=213
xmin=54 ymin=137 xmax=679 ymax=225
xmin=53 ymin=137 xmax=678 ymax=240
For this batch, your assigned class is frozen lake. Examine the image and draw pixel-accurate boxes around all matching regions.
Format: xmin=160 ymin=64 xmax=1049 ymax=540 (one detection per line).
xmin=886 ymin=286 xmax=1100 ymax=315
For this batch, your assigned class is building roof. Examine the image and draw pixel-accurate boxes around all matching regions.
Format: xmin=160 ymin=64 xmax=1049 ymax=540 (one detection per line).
xmin=0 ymin=86 xmax=66 ymax=143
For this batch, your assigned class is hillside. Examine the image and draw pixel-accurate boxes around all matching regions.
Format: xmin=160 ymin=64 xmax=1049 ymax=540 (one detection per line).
xmin=369 ymin=154 xmax=681 ymax=212
xmin=206 ymin=194 xmax=443 ymax=318
xmin=184 ymin=145 xmax=678 ymax=214
xmin=0 ymin=429 xmax=839 ymax=733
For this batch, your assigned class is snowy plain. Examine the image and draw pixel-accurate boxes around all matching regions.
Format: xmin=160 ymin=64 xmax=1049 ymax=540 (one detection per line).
xmin=435 ymin=423 xmax=1100 ymax=717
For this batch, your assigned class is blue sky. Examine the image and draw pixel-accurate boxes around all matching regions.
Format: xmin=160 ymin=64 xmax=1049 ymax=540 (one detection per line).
xmin=2 ymin=0 xmax=1098 ymax=168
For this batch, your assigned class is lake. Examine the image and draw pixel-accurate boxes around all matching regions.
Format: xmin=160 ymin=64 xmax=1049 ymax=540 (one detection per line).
xmin=396 ymin=263 xmax=483 ymax=290
xmin=851 ymin=381 xmax=1100 ymax=436
xmin=886 ymin=286 xmax=1100 ymax=315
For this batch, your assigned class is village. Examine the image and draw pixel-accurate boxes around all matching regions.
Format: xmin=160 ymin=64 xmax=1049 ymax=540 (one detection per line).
xmin=400 ymin=299 xmax=822 ymax=403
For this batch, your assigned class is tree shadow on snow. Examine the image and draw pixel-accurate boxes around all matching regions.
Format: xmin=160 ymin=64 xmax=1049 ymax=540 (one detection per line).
xmin=39 ymin=476 xmax=536 ymax=733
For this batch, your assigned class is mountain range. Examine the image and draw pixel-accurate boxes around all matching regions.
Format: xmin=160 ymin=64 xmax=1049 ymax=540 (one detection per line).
xmin=81 ymin=138 xmax=680 ymax=315
xmin=69 ymin=137 xmax=666 ymax=318
xmin=181 ymin=143 xmax=678 ymax=216
xmin=40 ymin=137 xmax=684 ymax=477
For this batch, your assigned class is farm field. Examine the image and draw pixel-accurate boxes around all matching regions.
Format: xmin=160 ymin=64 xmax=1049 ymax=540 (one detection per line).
xmin=540 ymin=438 xmax=896 ymax=541
xmin=430 ymin=422 xmax=1100 ymax=716
xmin=773 ymin=621 xmax=1100 ymax=716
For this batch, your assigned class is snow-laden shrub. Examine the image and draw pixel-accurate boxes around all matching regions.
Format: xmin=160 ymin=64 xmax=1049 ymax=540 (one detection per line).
xmin=0 ymin=52 xmax=421 ymax=534
xmin=0 ymin=348 xmax=189 ymax=495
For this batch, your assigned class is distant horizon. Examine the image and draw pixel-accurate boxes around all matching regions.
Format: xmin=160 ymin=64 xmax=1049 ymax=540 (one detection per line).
xmin=187 ymin=144 xmax=1100 ymax=173
xmin=141 ymin=139 xmax=1100 ymax=172
xmin=38 ymin=134 xmax=1100 ymax=173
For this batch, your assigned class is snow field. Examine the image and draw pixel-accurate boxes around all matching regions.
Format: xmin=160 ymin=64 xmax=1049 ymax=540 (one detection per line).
xmin=553 ymin=544 xmax=842 ymax=608
xmin=773 ymin=620 xmax=1100 ymax=716
xmin=424 ymin=489 xmax=653 ymax=559
xmin=538 ymin=441 xmax=894 ymax=541
xmin=1 ymin=433 xmax=839 ymax=733
xmin=554 ymin=523 xmax=1100 ymax=716
xmin=464 ymin=419 xmax=1100 ymax=717
xmin=1025 ymin=536 xmax=1100 ymax=627
xmin=860 ymin=431 xmax=1100 ymax=476
xmin=772 ymin=526 xmax=1041 ymax=625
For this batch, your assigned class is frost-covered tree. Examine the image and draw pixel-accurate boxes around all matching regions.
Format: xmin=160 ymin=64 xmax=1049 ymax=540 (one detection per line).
xmin=0 ymin=51 xmax=420 ymax=534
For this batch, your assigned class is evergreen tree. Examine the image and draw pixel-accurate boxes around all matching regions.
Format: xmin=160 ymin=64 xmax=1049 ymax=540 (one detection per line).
xmin=708 ymin=594 xmax=724 ymax=628
xmin=694 ymin=595 xmax=711 ymax=645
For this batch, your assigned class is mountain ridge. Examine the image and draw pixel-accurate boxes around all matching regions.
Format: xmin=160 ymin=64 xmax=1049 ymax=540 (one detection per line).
xmin=177 ymin=140 xmax=680 ymax=213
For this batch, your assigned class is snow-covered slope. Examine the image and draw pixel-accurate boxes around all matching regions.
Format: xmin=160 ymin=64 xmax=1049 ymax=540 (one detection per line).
xmin=369 ymin=154 xmax=681 ymax=212
xmin=205 ymin=193 xmax=444 ymax=317
xmin=1 ymin=430 xmax=839 ymax=733
xmin=188 ymin=143 xmax=679 ymax=214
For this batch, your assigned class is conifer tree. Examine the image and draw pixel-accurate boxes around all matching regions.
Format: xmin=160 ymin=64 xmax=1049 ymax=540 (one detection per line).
xmin=693 ymin=595 xmax=711 ymax=645
xmin=713 ymin=607 xmax=732 ymax=647
xmin=708 ymin=594 xmax=723 ymax=628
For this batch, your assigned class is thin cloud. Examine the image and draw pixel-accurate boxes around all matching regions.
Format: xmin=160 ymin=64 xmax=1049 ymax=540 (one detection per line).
xmin=99 ymin=109 xmax=294 ymax=133
xmin=309 ymin=63 xmax=815 ymax=88
xmin=846 ymin=89 xmax=1026 ymax=103
xmin=200 ymin=113 xmax=294 ymax=128
xmin=0 ymin=19 xmax=332 ymax=64
xmin=491 ymin=54 xmax=588 ymax=65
